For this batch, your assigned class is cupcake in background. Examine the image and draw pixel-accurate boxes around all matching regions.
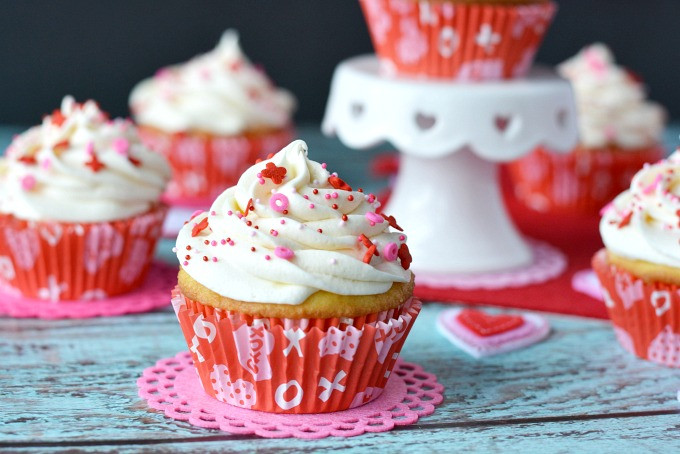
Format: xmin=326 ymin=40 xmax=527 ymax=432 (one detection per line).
xmin=0 ymin=96 xmax=171 ymax=301
xmin=172 ymin=139 xmax=420 ymax=413
xmin=359 ymin=0 xmax=557 ymax=80
xmin=506 ymin=43 xmax=666 ymax=215
xmin=129 ymin=30 xmax=296 ymax=207
xmin=592 ymin=152 xmax=680 ymax=367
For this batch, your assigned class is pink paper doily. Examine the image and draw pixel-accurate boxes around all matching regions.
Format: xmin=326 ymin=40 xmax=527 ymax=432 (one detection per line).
xmin=0 ymin=262 xmax=176 ymax=319
xmin=415 ymin=240 xmax=567 ymax=290
xmin=138 ymin=351 xmax=444 ymax=439
xmin=571 ymin=269 xmax=603 ymax=301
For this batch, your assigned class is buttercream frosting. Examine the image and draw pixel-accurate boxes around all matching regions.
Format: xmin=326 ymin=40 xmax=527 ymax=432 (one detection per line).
xmin=129 ymin=30 xmax=296 ymax=135
xmin=175 ymin=140 xmax=412 ymax=305
xmin=600 ymin=152 xmax=680 ymax=268
xmin=558 ymin=43 xmax=665 ymax=149
xmin=0 ymin=96 xmax=171 ymax=222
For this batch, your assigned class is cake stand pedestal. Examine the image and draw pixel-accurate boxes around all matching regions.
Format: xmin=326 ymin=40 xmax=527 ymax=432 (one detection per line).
xmin=322 ymin=55 xmax=578 ymax=282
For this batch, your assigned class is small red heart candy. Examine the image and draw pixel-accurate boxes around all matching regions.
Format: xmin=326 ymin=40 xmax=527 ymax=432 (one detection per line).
xmin=457 ymin=309 xmax=524 ymax=337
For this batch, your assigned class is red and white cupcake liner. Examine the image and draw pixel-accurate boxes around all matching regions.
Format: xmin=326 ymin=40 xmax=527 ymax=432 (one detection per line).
xmin=138 ymin=126 xmax=295 ymax=207
xmin=592 ymin=249 xmax=680 ymax=367
xmin=505 ymin=145 xmax=665 ymax=215
xmin=359 ymin=0 xmax=556 ymax=80
xmin=0 ymin=205 xmax=167 ymax=301
xmin=172 ymin=287 xmax=422 ymax=413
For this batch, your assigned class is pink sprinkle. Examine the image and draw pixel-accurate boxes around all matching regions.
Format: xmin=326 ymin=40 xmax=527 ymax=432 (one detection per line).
xmin=265 ymin=255 xmax=271 ymax=261
xmin=368 ymin=194 xmax=376 ymax=203
xmin=274 ymin=246 xmax=295 ymax=260
xmin=399 ymin=235 xmax=406 ymax=241
xmin=369 ymin=221 xmax=375 ymax=226
xmin=309 ymin=203 xmax=315 ymax=209
xmin=365 ymin=212 xmax=384 ymax=224
xmin=280 ymin=219 xmax=286 ymax=224
xmin=269 ymin=193 xmax=289 ymax=212
xmin=190 ymin=210 xmax=204 ymax=220
xmin=321 ymin=163 xmax=327 ymax=169
xmin=383 ymin=242 xmax=399 ymax=261
xmin=86 ymin=141 xmax=95 ymax=156
xmin=20 ymin=175 xmax=36 ymax=191
xmin=303 ymin=195 xmax=309 ymax=200
xmin=40 ymin=158 xmax=52 ymax=170
xmin=270 ymin=229 xmax=279 ymax=237
xmin=211 ymin=257 xmax=218 ymax=262
xmin=112 ymin=137 xmax=129 ymax=155
xmin=228 ymin=240 xmax=234 ymax=246
xmin=220 ymin=239 xmax=227 ymax=245
xmin=258 ymin=178 xmax=265 ymax=185
xmin=642 ymin=174 xmax=663 ymax=195
xmin=227 ymin=210 xmax=233 ymax=216
xmin=211 ymin=240 xmax=217 ymax=246
xmin=182 ymin=261 xmax=189 ymax=266
xmin=210 ymin=211 xmax=216 ymax=216
xmin=331 ymin=192 xmax=338 ymax=199
xmin=324 ymin=194 xmax=331 ymax=200
xmin=155 ymin=67 xmax=171 ymax=79
xmin=257 ymin=172 xmax=262 ymax=178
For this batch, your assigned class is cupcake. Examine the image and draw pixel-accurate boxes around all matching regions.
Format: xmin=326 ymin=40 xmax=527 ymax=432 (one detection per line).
xmin=506 ymin=44 xmax=666 ymax=214
xmin=359 ymin=0 xmax=556 ymax=80
xmin=129 ymin=30 xmax=296 ymax=207
xmin=592 ymin=152 xmax=680 ymax=367
xmin=0 ymin=96 xmax=171 ymax=301
xmin=172 ymin=140 xmax=419 ymax=413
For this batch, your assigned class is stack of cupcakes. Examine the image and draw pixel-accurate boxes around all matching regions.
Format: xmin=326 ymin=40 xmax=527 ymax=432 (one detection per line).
xmin=506 ymin=44 xmax=666 ymax=215
xmin=0 ymin=96 xmax=171 ymax=301
xmin=130 ymin=30 xmax=296 ymax=207
xmin=171 ymin=140 xmax=420 ymax=413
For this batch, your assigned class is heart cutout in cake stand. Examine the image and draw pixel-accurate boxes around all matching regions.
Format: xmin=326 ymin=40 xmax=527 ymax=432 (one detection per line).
xmin=138 ymin=351 xmax=444 ymax=439
xmin=0 ymin=261 xmax=176 ymax=319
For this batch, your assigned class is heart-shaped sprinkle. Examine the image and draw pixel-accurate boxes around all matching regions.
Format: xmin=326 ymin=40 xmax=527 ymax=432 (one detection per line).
xmin=457 ymin=309 xmax=524 ymax=337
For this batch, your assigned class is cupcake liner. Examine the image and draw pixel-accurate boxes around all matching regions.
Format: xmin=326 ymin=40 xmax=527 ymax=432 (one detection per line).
xmin=0 ymin=205 xmax=167 ymax=301
xmin=172 ymin=287 xmax=422 ymax=413
xmin=138 ymin=126 xmax=295 ymax=207
xmin=592 ymin=249 xmax=680 ymax=367
xmin=506 ymin=145 xmax=665 ymax=215
xmin=359 ymin=0 xmax=556 ymax=80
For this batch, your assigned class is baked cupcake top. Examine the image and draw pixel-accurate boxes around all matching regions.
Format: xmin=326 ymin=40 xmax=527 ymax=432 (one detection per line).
xmin=175 ymin=140 xmax=412 ymax=305
xmin=129 ymin=30 xmax=296 ymax=136
xmin=0 ymin=96 xmax=171 ymax=223
xmin=558 ymin=43 xmax=665 ymax=149
xmin=600 ymin=152 xmax=680 ymax=268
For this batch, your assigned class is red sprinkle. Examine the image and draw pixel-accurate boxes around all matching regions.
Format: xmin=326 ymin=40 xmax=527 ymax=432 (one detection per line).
xmin=185 ymin=245 xmax=191 ymax=250
xmin=251 ymin=247 xmax=256 ymax=252
xmin=18 ymin=156 xmax=37 ymax=165
xmin=202 ymin=256 xmax=209 ymax=262
xmin=317 ymin=228 xmax=323 ymax=233
xmin=203 ymin=240 xmax=209 ymax=245
xmin=380 ymin=213 xmax=404 ymax=231
xmin=50 ymin=109 xmax=66 ymax=126
xmin=332 ymin=204 xmax=338 ymax=210
xmin=128 ymin=156 xmax=142 ymax=167
xmin=191 ymin=217 xmax=210 ymax=237
xmin=363 ymin=245 xmax=377 ymax=264
xmin=185 ymin=255 xmax=191 ymax=260
xmin=347 ymin=195 xmax=354 ymax=201
xmin=398 ymin=243 xmax=412 ymax=270
xmin=328 ymin=176 xmax=352 ymax=191
xmin=243 ymin=198 xmax=255 ymax=216
xmin=342 ymin=214 xmax=348 ymax=221
xmin=618 ymin=212 xmax=633 ymax=229
xmin=260 ymin=162 xmax=287 ymax=184
xmin=313 ymin=189 xmax=319 ymax=195
xmin=85 ymin=154 xmax=105 ymax=172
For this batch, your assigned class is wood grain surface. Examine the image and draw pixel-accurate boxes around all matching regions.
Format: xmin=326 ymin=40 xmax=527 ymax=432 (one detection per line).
xmin=1 ymin=126 xmax=680 ymax=452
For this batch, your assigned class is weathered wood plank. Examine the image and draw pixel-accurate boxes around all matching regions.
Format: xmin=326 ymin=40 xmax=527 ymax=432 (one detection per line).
xmin=2 ymin=304 xmax=679 ymax=445
xmin=4 ymin=413 xmax=680 ymax=452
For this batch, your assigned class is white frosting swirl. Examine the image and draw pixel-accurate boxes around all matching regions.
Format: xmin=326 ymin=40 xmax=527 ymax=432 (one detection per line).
xmin=175 ymin=140 xmax=412 ymax=304
xmin=558 ymin=43 xmax=665 ymax=149
xmin=0 ymin=96 xmax=171 ymax=222
xmin=600 ymin=151 xmax=680 ymax=268
xmin=129 ymin=30 xmax=296 ymax=135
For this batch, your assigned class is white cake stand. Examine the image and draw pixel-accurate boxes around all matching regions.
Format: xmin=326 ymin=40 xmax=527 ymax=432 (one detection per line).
xmin=322 ymin=55 xmax=578 ymax=282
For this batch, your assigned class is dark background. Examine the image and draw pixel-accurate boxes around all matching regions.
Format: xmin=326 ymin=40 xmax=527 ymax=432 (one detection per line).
xmin=0 ymin=0 xmax=678 ymax=125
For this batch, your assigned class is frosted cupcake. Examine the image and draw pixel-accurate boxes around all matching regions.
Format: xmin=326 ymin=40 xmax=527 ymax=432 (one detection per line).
xmin=593 ymin=152 xmax=680 ymax=367
xmin=130 ymin=30 xmax=296 ymax=207
xmin=507 ymin=44 xmax=666 ymax=214
xmin=0 ymin=96 xmax=171 ymax=301
xmin=359 ymin=0 xmax=556 ymax=80
xmin=172 ymin=140 xmax=420 ymax=413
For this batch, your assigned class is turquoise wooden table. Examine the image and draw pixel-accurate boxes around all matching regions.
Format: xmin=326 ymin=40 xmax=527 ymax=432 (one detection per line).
xmin=1 ymin=126 xmax=679 ymax=452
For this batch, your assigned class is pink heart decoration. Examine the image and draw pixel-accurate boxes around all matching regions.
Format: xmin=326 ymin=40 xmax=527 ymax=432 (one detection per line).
xmin=437 ymin=308 xmax=550 ymax=358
